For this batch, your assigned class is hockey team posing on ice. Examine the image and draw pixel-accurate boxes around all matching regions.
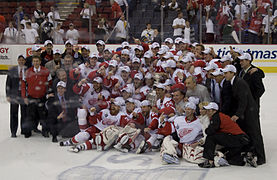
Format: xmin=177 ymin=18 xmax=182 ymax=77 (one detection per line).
xmin=6 ymin=38 xmax=266 ymax=168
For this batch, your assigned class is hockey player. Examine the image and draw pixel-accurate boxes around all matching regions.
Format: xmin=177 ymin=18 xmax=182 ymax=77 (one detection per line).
xmin=60 ymin=98 xmax=129 ymax=152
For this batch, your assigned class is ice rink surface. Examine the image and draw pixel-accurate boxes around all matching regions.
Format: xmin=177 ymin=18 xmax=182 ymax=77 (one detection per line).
xmin=0 ymin=74 xmax=277 ymax=180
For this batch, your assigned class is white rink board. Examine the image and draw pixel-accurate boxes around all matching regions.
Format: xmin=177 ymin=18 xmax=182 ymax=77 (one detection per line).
xmin=0 ymin=74 xmax=277 ymax=180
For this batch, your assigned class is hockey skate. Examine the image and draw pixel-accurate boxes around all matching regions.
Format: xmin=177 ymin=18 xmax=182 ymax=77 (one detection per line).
xmin=136 ymin=140 xmax=149 ymax=154
xmin=162 ymin=153 xmax=179 ymax=164
xmin=59 ymin=139 xmax=74 ymax=146
xmin=113 ymin=134 xmax=130 ymax=153
xmin=198 ymin=160 xmax=215 ymax=168
xmin=68 ymin=144 xmax=86 ymax=153
xmin=244 ymin=152 xmax=258 ymax=168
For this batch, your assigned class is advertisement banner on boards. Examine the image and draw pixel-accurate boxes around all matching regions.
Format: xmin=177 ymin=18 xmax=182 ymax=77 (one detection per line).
xmin=0 ymin=44 xmax=277 ymax=72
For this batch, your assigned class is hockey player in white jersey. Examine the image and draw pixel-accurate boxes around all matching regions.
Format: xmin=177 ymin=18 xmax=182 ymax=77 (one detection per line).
xmin=59 ymin=98 xmax=129 ymax=152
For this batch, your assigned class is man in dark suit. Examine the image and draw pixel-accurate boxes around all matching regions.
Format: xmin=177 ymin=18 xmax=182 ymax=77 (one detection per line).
xmin=47 ymin=81 xmax=79 ymax=142
xmin=211 ymin=68 xmax=233 ymax=116
xmin=6 ymin=55 xmax=27 ymax=137
xmin=223 ymin=65 xmax=266 ymax=166
xmin=238 ymin=53 xmax=265 ymax=109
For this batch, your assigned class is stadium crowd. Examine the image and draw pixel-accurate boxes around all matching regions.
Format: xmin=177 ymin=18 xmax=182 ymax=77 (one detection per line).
xmin=6 ymin=36 xmax=266 ymax=168
xmin=0 ymin=0 xmax=277 ymax=44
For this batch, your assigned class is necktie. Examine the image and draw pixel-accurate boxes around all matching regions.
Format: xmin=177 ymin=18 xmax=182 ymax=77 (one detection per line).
xmin=61 ymin=96 xmax=66 ymax=122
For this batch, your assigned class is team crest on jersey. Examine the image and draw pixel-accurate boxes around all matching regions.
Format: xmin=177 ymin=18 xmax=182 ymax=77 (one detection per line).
xmin=178 ymin=128 xmax=193 ymax=138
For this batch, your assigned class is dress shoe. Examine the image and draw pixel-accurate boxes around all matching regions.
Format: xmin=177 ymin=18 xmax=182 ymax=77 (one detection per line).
xmin=42 ymin=131 xmax=49 ymax=138
xmin=52 ymin=136 xmax=58 ymax=143
xmin=11 ymin=133 xmax=17 ymax=138
xmin=24 ymin=132 xmax=32 ymax=138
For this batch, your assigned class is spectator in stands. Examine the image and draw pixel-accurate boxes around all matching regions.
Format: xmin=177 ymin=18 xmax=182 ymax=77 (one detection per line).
xmin=114 ymin=14 xmax=129 ymax=43
xmin=48 ymin=6 xmax=61 ymax=28
xmin=272 ymin=17 xmax=277 ymax=44
xmin=31 ymin=16 xmax=39 ymax=32
xmin=168 ymin=0 xmax=180 ymax=11
xmin=13 ymin=6 xmax=24 ymax=28
xmin=216 ymin=0 xmax=232 ymax=40
xmin=187 ymin=0 xmax=199 ymax=41
xmin=233 ymin=14 xmax=247 ymax=43
xmin=3 ymin=21 xmax=18 ymax=44
xmin=23 ymin=22 xmax=39 ymax=44
xmin=41 ymin=17 xmax=54 ymax=43
xmin=248 ymin=11 xmax=263 ymax=44
xmin=20 ymin=14 xmax=31 ymax=29
xmin=111 ymin=0 xmax=123 ymax=19
xmin=172 ymin=11 xmax=186 ymax=38
xmin=115 ymin=0 xmax=125 ymax=13
xmin=262 ymin=8 xmax=274 ymax=44
xmin=16 ymin=24 xmax=25 ymax=44
xmin=141 ymin=23 xmax=155 ymax=44
xmin=80 ymin=3 xmax=93 ymax=30
xmin=184 ymin=20 xmax=192 ymax=43
xmin=51 ymin=23 xmax=64 ymax=44
xmin=65 ymin=23 xmax=80 ymax=45
xmin=205 ymin=12 xmax=215 ymax=43
xmin=95 ymin=19 xmax=109 ymax=42
xmin=234 ymin=0 xmax=248 ymax=21
xmin=222 ymin=20 xmax=240 ymax=44
xmin=34 ymin=3 xmax=46 ymax=26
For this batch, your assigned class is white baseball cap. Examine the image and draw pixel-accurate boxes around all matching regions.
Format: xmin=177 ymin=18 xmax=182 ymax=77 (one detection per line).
xmin=165 ymin=59 xmax=176 ymax=68
xmin=222 ymin=65 xmax=237 ymax=73
xmin=174 ymin=37 xmax=183 ymax=44
xmin=121 ymin=49 xmax=130 ymax=55
xmin=132 ymin=57 xmax=141 ymax=64
xmin=192 ymin=42 xmax=199 ymax=47
xmin=53 ymin=48 xmax=61 ymax=54
xmin=154 ymin=83 xmax=165 ymax=90
xmin=185 ymin=102 xmax=196 ymax=110
xmin=44 ymin=40 xmax=53 ymax=46
xmin=165 ymin=38 xmax=173 ymax=44
xmin=140 ymin=100 xmax=150 ymax=107
xmin=157 ymin=48 xmax=167 ymax=55
xmin=93 ymin=77 xmax=103 ymax=84
xmin=109 ymin=59 xmax=118 ymax=67
xmin=220 ymin=55 xmax=233 ymax=62
xmin=134 ymin=73 xmax=143 ymax=80
xmin=145 ymin=72 xmax=153 ymax=79
xmin=104 ymin=48 xmax=112 ymax=54
xmin=113 ymin=97 xmax=125 ymax=107
xmin=181 ymin=56 xmax=192 ymax=63
xmin=81 ymin=45 xmax=90 ymax=51
xmin=121 ymin=66 xmax=130 ymax=73
xmin=126 ymin=98 xmax=135 ymax=103
xmin=56 ymin=81 xmax=66 ymax=88
xmin=65 ymin=40 xmax=73 ymax=46
xmin=121 ymin=87 xmax=132 ymax=94
xmin=32 ymin=45 xmax=41 ymax=51
xmin=151 ymin=42 xmax=160 ymax=49
xmin=238 ymin=53 xmax=252 ymax=61
xmin=188 ymin=97 xmax=200 ymax=105
xmin=96 ymin=40 xmax=105 ymax=46
xmin=134 ymin=45 xmax=144 ymax=51
xmin=211 ymin=68 xmax=224 ymax=76
xmin=163 ymin=52 xmax=174 ymax=59
xmin=121 ymin=41 xmax=130 ymax=48
xmin=204 ymin=62 xmax=218 ymax=71
xmin=144 ymin=53 xmax=152 ymax=59
xmin=204 ymin=102 xmax=219 ymax=110
xmin=89 ymin=53 xmax=98 ymax=58
xmin=203 ymin=48 xmax=211 ymax=54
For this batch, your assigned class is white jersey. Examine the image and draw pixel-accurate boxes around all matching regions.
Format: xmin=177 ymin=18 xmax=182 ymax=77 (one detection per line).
xmin=156 ymin=97 xmax=175 ymax=110
xmin=94 ymin=109 xmax=127 ymax=131
xmin=173 ymin=116 xmax=203 ymax=144
xmin=78 ymin=63 xmax=99 ymax=79
xmin=81 ymin=83 xmax=110 ymax=109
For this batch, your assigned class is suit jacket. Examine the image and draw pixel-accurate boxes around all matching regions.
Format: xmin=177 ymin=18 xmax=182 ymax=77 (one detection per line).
xmin=239 ymin=65 xmax=265 ymax=107
xmin=230 ymin=76 xmax=259 ymax=130
xmin=47 ymin=94 xmax=76 ymax=123
xmin=6 ymin=65 xmax=25 ymax=104
xmin=220 ymin=79 xmax=233 ymax=116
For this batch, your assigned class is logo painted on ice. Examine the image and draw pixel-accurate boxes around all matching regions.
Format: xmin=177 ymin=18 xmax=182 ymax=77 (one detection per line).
xmin=58 ymin=152 xmax=208 ymax=180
